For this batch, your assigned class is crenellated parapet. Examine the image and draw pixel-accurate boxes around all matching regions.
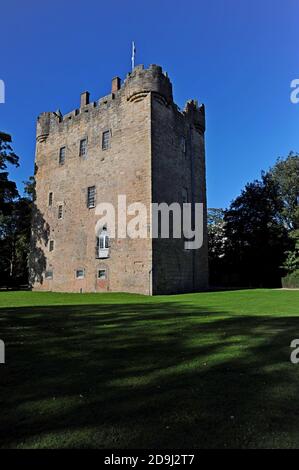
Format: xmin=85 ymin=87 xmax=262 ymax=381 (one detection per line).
xmin=184 ymin=100 xmax=205 ymax=134
xmin=124 ymin=64 xmax=173 ymax=105
xmin=36 ymin=112 xmax=62 ymax=142
xmin=36 ymin=112 xmax=51 ymax=142
xmin=35 ymin=65 xmax=205 ymax=139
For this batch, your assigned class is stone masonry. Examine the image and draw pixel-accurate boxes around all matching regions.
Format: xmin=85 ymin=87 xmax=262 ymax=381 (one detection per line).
xmin=31 ymin=64 xmax=208 ymax=294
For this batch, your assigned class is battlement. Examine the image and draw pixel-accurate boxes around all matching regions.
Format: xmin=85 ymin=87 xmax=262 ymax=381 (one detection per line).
xmin=36 ymin=112 xmax=52 ymax=143
xmin=36 ymin=64 xmax=205 ymax=141
xmin=183 ymin=100 xmax=206 ymax=133
xmin=124 ymin=64 xmax=173 ymax=105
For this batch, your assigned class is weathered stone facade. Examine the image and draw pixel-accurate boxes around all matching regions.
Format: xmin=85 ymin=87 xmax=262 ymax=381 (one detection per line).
xmin=31 ymin=64 xmax=208 ymax=294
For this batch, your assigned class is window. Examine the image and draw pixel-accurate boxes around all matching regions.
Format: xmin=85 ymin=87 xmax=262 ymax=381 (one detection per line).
xmin=59 ymin=146 xmax=66 ymax=165
xmin=49 ymin=240 xmax=54 ymax=252
xmin=99 ymin=233 xmax=109 ymax=249
xmin=79 ymin=138 xmax=87 ymax=157
xmin=76 ymin=269 xmax=85 ymax=279
xmin=102 ymin=130 xmax=110 ymax=150
xmin=87 ymin=186 xmax=96 ymax=208
xmin=58 ymin=205 xmax=63 ymax=219
xmin=97 ymin=228 xmax=109 ymax=258
xmin=45 ymin=271 xmax=53 ymax=280
xmin=48 ymin=192 xmax=53 ymax=206
xmin=98 ymin=269 xmax=107 ymax=280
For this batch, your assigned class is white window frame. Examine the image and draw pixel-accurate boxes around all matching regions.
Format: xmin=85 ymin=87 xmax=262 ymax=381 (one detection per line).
xmin=97 ymin=228 xmax=109 ymax=259
xmin=45 ymin=270 xmax=53 ymax=280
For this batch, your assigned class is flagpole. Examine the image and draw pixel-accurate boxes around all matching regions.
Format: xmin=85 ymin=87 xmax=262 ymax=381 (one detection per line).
xmin=132 ymin=41 xmax=135 ymax=70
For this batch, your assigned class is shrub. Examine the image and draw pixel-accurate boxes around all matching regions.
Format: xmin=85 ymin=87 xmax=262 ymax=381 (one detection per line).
xmin=281 ymin=270 xmax=299 ymax=288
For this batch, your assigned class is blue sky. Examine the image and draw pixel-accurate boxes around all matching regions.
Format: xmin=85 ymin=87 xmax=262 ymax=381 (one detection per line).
xmin=1 ymin=0 xmax=298 ymax=208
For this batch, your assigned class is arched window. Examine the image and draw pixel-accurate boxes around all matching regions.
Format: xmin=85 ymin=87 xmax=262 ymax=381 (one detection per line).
xmin=97 ymin=228 xmax=109 ymax=258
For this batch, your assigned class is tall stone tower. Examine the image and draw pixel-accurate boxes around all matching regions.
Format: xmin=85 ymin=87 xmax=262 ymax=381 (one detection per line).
xmin=31 ymin=64 xmax=208 ymax=295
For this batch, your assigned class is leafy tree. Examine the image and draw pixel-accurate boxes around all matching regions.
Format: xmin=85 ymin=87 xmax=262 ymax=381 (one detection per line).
xmin=0 ymin=132 xmax=19 ymax=170
xmin=0 ymin=196 xmax=32 ymax=286
xmin=0 ymin=132 xmax=30 ymax=287
xmin=223 ymin=174 xmax=289 ymax=287
xmin=282 ymin=229 xmax=299 ymax=275
xmin=268 ymin=152 xmax=299 ymax=230
xmin=268 ymin=154 xmax=299 ymax=281
xmin=0 ymin=132 xmax=19 ymax=215
xmin=209 ymin=154 xmax=299 ymax=288
xmin=208 ymin=208 xmax=227 ymax=285
xmin=23 ymin=176 xmax=36 ymax=201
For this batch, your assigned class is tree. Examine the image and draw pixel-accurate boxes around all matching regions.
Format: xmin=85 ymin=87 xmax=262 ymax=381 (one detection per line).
xmin=282 ymin=230 xmax=299 ymax=271
xmin=0 ymin=132 xmax=19 ymax=170
xmin=208 ymin=208 xmax=227 ymax=285
xmin=0 ymin=132 xmax=23 ymax=287
xmin=0 ymin=196 xmax=32 ymax=286
xmin=223 ymin=174 xmax=289 ymax=287
xmin=209 ymin=154 xmax=299 ymax=288
xmin=268 ymin=153 xmax=299 ymax=230
xmin=268 ymin=154 xmax=299 ymax=283
xmin=0 ymin=132 xmax=19 ymax=215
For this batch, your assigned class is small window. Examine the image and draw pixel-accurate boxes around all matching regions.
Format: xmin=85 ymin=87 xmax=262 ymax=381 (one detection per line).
xmin=87 ymin=186 xmax=96 ymax=208
xmin=76 ymin=269 xmax=85 ymax=279
xmin=102 ymin=130 xmax=110 ymax=150
xmin=49 ymin=240 xmax=54 ymax=252
xmin=79 ymin=138 xmax=87 ymax=157
xmin=98 ymin=269 xmax=107 ymax=280
xmin=58 ymin=205 xmax=63 ymax=219
xmin=59 ymin=146 xmax=66 ymax=165
xmin=45 ymin=271 xmax=53 ymax=280
xmin=49 ymin=192 xmax=53 ymax=206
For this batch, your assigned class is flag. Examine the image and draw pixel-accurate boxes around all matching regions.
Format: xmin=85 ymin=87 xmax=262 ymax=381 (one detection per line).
xmin=131 ymin=41 xmax=136 ymax=69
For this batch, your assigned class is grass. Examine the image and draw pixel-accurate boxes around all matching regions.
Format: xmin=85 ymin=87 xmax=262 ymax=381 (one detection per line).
xmin=0 ymin=288 xmax=299 ymax=448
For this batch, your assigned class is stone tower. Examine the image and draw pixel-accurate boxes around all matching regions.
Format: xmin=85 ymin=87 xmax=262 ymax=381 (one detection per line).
xmin=31 ymin=64 xmax=208 ymax=295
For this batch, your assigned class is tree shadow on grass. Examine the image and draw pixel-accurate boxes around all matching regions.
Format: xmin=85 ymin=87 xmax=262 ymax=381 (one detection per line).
xmin=0 ymin=301 xmax=299 ymax=448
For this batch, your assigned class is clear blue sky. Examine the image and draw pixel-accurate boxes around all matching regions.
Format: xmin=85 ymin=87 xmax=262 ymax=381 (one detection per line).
xmin=1 ymin=0 xmax=298 ymax=208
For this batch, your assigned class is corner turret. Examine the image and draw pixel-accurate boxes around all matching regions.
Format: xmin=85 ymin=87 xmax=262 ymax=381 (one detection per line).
xmin=184 ymin=100 xmax=205 ymax=134
xmin=124 ymin=64 xmax=173 ymax=105
xmin=36 ymin=112 xmax=52 ymax=143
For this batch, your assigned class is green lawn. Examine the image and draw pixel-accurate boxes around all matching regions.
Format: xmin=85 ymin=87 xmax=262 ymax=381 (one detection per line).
xmin=0 ymin=289 xmax=299 ymax=448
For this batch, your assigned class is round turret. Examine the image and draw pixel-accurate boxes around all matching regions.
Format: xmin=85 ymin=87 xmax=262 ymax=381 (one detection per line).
xmin=184 ymin=101 xmax=206 ymax=134
xmin=124 ymin=64 xmax=173 ymax=104
xmin=36 ymin=112 xmax=51 ymax=142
